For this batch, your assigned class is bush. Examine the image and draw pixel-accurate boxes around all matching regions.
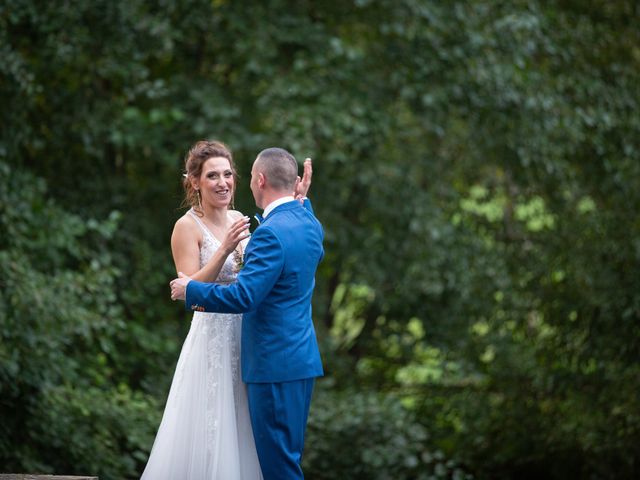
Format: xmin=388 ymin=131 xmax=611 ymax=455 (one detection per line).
xmin=0 ymin=162 xmax=159 ymax=479
xmin=304 ymin=385 xmax=471 ymax=480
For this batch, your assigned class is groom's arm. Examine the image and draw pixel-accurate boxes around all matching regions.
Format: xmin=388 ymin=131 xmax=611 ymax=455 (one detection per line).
xmin=185 ymin=226 xmax=284 ymax=314
xmin=296 ymin=158 xmax=315 ymax=216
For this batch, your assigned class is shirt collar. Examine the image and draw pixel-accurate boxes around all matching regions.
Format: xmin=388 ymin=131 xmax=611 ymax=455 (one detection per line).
xmin=263 ymin=196 xmax=295 ymax=219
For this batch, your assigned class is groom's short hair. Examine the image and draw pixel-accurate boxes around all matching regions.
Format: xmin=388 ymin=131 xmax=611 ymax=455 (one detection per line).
xmin=256 ymin=148 xmax=298 ymax=191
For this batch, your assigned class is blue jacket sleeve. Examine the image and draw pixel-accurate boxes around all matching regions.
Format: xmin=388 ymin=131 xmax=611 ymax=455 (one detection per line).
xmin=185 ymin=226 xmax=284 ymax=314
xmin=303 ymin=198 xmax=323 ymax=262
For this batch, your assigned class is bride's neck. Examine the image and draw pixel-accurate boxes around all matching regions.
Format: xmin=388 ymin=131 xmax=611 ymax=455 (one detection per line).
xmin=201 ymin=203 xmax=228 ymax=226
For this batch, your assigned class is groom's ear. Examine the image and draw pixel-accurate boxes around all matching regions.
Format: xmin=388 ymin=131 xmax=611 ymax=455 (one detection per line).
xmin=294 ymin=175 xmax=301 ymax=193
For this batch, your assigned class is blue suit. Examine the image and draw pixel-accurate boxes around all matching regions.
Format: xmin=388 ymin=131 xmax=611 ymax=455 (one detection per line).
xmin=185 ymin=198 xmax=324 ymax=479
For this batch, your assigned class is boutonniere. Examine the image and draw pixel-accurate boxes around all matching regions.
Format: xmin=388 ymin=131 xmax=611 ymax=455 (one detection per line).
xmin=232 ymin=248 xmax=244 ymax=273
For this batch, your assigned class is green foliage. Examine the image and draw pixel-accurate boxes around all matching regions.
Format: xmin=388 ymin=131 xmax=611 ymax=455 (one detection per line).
xmin=304 ymin=385 xmax=471 ymax=480
xmin=29 ymin=385 xmax=159 ymax=479
xmin=0 ymin=162 xmax=158 ymax=478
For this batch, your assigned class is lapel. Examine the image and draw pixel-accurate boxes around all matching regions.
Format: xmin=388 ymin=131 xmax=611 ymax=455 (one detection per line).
xmin=246 ymin=201 xmax=298 ymax=257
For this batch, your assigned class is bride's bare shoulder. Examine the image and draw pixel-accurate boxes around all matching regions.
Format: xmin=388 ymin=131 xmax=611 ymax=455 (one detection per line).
xmin=172 ymin=211 xmax=200 ymax=238
xmin=228 ymin=209 xmax=245 ymax=220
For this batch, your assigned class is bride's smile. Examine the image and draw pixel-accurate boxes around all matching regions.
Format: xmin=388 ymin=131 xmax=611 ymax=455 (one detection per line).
xmin=197 ymin=156 xmax=235 ymax=208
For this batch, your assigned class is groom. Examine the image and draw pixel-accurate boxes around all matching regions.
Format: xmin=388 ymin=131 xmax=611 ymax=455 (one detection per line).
xmin=170 ymin=147 xmax=324 ymax=479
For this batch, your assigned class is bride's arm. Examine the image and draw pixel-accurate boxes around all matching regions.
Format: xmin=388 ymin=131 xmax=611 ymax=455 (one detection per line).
xmin=171 ymin=215 xmax=249 ymax=283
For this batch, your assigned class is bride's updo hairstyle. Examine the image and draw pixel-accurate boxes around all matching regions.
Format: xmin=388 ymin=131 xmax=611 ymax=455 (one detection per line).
xmin=182 ymin=140 xmax=237 ymax=213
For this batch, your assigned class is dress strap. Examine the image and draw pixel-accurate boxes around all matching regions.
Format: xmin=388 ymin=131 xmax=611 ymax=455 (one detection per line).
xmin=187 ymin=209 xmax=216 ymax=241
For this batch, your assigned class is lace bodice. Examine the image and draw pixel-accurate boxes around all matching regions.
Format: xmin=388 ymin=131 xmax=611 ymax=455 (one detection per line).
xmin=188 ymin=208 xmax=242 ymax=283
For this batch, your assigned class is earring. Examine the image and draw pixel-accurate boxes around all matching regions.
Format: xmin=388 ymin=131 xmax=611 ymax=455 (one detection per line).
xmin=196 ymin=189 xmax=202 ymax=209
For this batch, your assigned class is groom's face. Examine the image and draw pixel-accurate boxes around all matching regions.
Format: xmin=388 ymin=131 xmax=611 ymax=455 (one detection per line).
xmin=250 ymin=160 xmax=263 ymax=209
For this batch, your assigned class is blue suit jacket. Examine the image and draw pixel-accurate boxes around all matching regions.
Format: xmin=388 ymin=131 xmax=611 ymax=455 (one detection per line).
xmin=185 ymin=199 xmax=324 ymax=383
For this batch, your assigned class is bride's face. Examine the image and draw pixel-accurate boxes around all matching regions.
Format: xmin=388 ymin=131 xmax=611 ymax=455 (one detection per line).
xmin=197 ymin=156 xmax=235 ymax=208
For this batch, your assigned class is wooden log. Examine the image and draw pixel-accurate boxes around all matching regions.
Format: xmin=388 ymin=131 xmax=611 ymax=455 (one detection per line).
xmin=0 ymin=476 xmax=98 ymax=480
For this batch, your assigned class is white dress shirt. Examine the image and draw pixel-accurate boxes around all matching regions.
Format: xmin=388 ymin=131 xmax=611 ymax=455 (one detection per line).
xmin=262 ymin=196 xmax=295 ymax=219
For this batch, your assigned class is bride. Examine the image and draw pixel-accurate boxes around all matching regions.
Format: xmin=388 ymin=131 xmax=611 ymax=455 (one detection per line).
xmin=141 ymin=140 xmax=271 ymax=479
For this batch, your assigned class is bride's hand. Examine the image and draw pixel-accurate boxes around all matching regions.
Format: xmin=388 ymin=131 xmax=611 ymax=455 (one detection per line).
xmin=220 ymin=216 xmax=251 ymax=256
xmin=294 ymin=158 xmax=313 ymax=201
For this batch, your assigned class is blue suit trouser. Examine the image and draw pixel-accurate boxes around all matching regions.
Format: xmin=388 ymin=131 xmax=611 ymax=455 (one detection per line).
xmin=247 ymin=378 xmax=315 ymax=480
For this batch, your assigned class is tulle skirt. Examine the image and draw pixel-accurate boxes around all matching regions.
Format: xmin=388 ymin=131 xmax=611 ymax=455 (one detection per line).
xmin=141 ymin=312 xmax=263 ymax=479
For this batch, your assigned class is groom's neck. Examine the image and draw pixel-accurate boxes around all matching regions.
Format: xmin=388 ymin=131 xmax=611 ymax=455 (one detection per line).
xmin=260 ymin=190 xmax=294 ymax=210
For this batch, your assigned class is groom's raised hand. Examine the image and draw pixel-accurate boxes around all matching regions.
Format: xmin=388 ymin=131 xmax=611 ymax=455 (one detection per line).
xmin=170 ymin=272 xmax=192 ymax=301
xmin=294 ymin=158 xmax=313 ymax=201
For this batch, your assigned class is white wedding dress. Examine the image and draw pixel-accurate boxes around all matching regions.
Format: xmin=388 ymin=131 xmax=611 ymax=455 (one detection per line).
xmin=141 ymin=209 xmax=262 ymax=480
